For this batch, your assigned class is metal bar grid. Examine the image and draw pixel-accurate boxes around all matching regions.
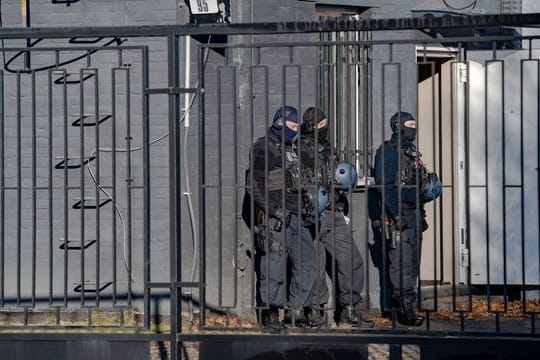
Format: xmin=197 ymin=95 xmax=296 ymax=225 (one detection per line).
xmin=0 ymin=20 xmax=540 ymax=360
xmin=0 ymin=43 xmax=150 ymax=330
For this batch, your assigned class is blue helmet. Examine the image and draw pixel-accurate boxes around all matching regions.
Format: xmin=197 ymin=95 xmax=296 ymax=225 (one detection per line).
xmin=272 ymin=105 xmax=299 ymax=129
xmin=272 ymin=106 xmax=299 ymax=143
xmin=334 ymin=162 xmax=358 ymax=189
xmin=302 ymin=185 xmax=330 ymax=219
xmin=423 ymin=172 xmax=442 ymax=202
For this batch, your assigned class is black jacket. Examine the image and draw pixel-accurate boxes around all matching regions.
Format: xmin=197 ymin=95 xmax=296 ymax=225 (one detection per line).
xmin=374 ymin=135 xmax=422 ymax=219
xmin=296 ymin=135 xmax=349 ymax=214
xmin=247 ymin=128 xmax=303 ymax=221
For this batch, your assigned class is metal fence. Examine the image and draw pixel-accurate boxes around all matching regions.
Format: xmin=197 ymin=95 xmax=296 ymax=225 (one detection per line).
xmin=0 ymin=13 xmax=539 ymax=360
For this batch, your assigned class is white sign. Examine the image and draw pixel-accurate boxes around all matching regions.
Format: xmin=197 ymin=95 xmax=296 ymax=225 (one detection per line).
xmin=189 ymin=0 xmax=219 ymax=15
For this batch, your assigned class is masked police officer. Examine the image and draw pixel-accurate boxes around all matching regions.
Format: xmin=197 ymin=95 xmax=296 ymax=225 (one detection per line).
xmin=374 ymin=111 xmax=441 ymax=326
xmin=296 ymin=107 xmax=374 ymax=328
xmin=246 ymin=105 xmax=320 ymax=330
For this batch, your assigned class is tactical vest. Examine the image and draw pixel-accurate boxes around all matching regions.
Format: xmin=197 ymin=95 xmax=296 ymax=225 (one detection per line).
xmin=397 ymin=147 xmax=426 ymax=188
xmin=252 ymin=138 xmax=309 ymax=194
xmin=296 ymin=137 xmax=333 ymax=189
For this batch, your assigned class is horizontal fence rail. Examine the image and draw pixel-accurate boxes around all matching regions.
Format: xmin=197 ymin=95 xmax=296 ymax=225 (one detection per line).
xmin=0 ymin=13 xmax=538 ymax=38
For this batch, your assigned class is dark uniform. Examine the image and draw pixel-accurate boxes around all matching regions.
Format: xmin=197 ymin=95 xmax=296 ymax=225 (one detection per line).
xmin=245 ymin=106 xmax=317 ymax=329
xmin=374 ymin=111 xmax=427 ymax=326
xmin=297 ymin=107 xmax=373 ymax=327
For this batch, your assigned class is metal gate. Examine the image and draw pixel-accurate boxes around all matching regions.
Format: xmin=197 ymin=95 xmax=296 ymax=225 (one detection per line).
xmin=0 ymin=13 xmax=539 ymax=360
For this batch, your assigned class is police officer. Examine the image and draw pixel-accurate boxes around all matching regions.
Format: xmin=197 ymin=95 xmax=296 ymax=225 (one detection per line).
xmin=246 ymin=105 xmax=319 ymax=329
xmin=374 ymin=111 xmax=440 ymax=326
xmin=296 ymin=107 xmax=374 ymax=328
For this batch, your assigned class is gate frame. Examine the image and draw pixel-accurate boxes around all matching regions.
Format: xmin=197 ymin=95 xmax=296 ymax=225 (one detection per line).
xmin=0 ymin=12 xmax=539 ymax=359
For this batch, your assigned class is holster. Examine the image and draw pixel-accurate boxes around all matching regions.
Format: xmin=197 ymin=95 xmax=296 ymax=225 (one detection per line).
xmin=254 ymin=210 xmax=285 ymax=253
xmin=383 ymin=215 xmax=399 ymax=249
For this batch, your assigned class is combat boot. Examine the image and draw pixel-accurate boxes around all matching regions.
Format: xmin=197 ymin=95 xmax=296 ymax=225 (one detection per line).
xmin=261 ymin=307 xmax=285 ymax=331
xmin=339 ymin=305 xmax=375 ymax=328
xmin=397 ymin=303 xmax=424 ymax=326
xmin=287 ymin=307 xmax=322 ymax=329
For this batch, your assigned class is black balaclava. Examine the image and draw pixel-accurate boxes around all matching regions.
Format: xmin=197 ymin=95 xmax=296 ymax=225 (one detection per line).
xmin=301 ymin=107 xmax=328 ymax=141
xmin=390 ymin=111 xmax=416 ymax=148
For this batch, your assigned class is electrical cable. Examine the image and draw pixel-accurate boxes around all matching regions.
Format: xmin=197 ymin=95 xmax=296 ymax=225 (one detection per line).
xmin=85 ymin=91 xmax=195 ymax=284
xmin=86 ymin=157 xmax=134 ymax=284
xmin=442 ymin=0 xmax=477 ymax=11
xmin=85 ymin=39 xmax=210 ymax=290
xmin=182 ymin=36 xmax=212 ymax=324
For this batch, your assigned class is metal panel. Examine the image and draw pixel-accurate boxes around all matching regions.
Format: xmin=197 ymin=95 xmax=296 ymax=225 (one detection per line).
xmin=467 ymin=49 xmax=540 ymax=286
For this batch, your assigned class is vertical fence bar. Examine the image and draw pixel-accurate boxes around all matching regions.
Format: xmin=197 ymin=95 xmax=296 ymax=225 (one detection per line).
xmin=142 ymin=46 xmax=151 ymax=329
xmin=168 ymin=34 xmax=182 ymax=360
xmin=345 ymin=39 xmax=356 ymax=310
xmin=16 ymin=71 xmax=21 ymax=306
xmin=198 ymin=43 xmax=207 ymax=328
xmin=111 ymin=67 xmax=118 ymax=306
xmin=317 ymin=59 xmax=336 ymax=316
xmin=520 ymin=58 xmax=539 ymax=322
xmin=231 ymin=65 xmax=238 ymax=311
xmin=380 ymin=57 xmax=401 ymax=320
xmin=247 ymin=61 xmax=268 ymax=310
xmin=217 ymin=66 xmax=223 ymax=308
xmin=483 ymin=58 xmax=491 ymax=313
xmin=125 ymin=66 xmax=133 ymax=307
xmin=0 ymin=68 xmax=4 ymax=307
xmin=61 ymin=68 xmax=69 ymax=307
xmin=500 ymin=58 xmax=508 ymax=315
xmin=361 ymin=40 xmax=372 ymax=311
xmin=520 ymin=58 xmax=526 ymax=318
xmin=485 ymin=56 xmax=505 ymax=319
xmin=31 ymin=70 xmax=36 ymax=308
xmin=93 ymin=68 xmax=101 ymax=307
xmin=127 ymin=66 xmax=133 ymax=306
xmin=48 ymin=68 xmax=53 ymax=306
xmin=79 ymin=67 xmax=86 ymax=305
xmin=450 ymin=60 xmax=458 ymax=315
xmin=464 ymin=48 xmax=474 ymax=324
xmin=537 ymin=57 xmax=540 ymax=331
xmin=416 ymin=58 xmax=438 ymax=314
xmin=380 ymin=58 xmax=389 ymax=317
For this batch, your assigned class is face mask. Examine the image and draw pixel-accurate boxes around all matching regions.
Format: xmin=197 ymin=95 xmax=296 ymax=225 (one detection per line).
xmin=284 ymin=125 xmax=298 ymax=143
xmin=302 ymin=121 xmax=328 ymax=141
xmin=401 ymin=127 xmax=416 ymax=143
xmin=318 ymin=125 xmax=328 ymax=139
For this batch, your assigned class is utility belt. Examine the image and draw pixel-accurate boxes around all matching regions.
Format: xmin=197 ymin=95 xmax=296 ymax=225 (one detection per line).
xmin=400 ymin=203 xmax=417 ymax=209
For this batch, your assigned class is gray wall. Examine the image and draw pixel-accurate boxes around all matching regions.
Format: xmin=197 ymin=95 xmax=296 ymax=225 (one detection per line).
xmin=0 ymin=0 xmax=513 ymax=319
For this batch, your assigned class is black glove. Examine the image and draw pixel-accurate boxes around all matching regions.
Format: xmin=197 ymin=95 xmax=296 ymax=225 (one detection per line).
xmin=393 ymin=215 xmax=407 ymax=231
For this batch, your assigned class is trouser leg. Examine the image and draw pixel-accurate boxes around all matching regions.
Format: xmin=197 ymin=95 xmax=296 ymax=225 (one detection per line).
xmin=369 ymin=223 xmax=394 ymax=313
xmin=388 ymin=209 xmax=420 ymax=305
xmin=287 ymin=214 xmax=316 ymax=310
xmin=257 ymin=249 xmax=287 ymax=307
xmin=312 ymin=236 xmax=329 ymax=307
xmin=320 ymin=211 xmax=364 ymax=307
